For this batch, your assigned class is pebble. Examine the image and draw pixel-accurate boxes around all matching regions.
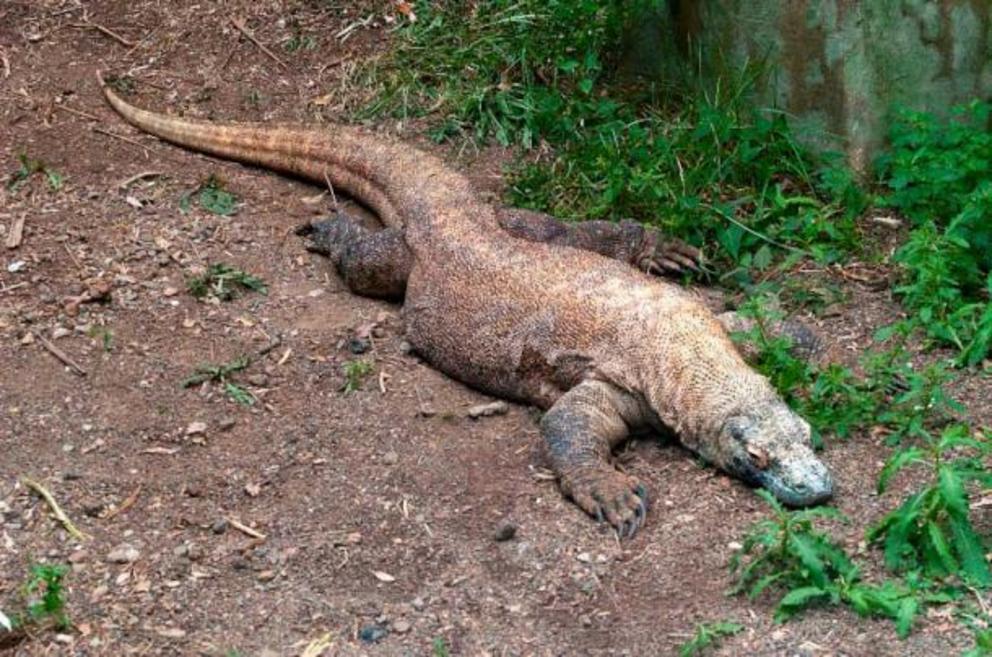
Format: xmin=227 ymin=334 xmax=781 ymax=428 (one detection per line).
xmin=185 ymin=421 xmax=207 ymax=436
xmin=106 ymin=544 xmax=141 ymax=564
xmin=359 ymin=624 xmax=388 ymax=644
xmin=212 ymin=519 xmax=229 ymax=534
xmin=218 ymin=417 xmax=237 ymax=432
xmin=163 ymin=286 xmax=179 ymax=297
xmin=52 ymin=327 xmax=71 ymax=339
xmin=382 ymin=450 xmax=399 ymax=465
xmin=411 ymin=597 xmax=426 ymax=611
xmin=392 ymin=620 xmax=411 ymax=634
xmin=348 ymin=337 xmax=371 ymax=354
xmin=257 ymin=570 xmax=277 ymax=582
xmin=467 ymin=401 xmax=509 ymax=419
xmin=493 ymin=522 xmax=517 ymax=542
xmin=398 ymin=341 xmax=413 ymax=355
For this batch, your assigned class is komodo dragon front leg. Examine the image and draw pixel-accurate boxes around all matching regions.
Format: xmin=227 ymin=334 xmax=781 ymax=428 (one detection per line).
xmin=541 ymin=378 xmax=654 ymax=537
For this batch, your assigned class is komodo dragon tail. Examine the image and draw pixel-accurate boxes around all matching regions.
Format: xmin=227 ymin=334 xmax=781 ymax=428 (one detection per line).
xmin=96 ymin=71 xmax=492 ymax=244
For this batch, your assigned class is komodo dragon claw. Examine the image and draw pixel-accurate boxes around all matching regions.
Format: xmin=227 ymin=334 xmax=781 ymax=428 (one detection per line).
xmin=639 ymin=237 xmax=704 ymax=276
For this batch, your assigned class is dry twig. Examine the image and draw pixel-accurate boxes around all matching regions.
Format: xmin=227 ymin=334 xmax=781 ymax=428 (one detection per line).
xmin=230 ymin=17 xmax=287 ymax=70
xmin=22 ymin=477 xmax=89 ymax=541
xmin=92 ymin=127 xmax=151 ymax=155
xmin=35 ymin=331 xmax=87 ymax=376
xmin=228 ymin=517 xmax=266 ymax=540
xmin=71 ymin=19 xmax=136 ymax=47
xmin=54 ymin=104 xmax=101 ymax=122
xmin=104 ymin=485 xmax=142 ymax=520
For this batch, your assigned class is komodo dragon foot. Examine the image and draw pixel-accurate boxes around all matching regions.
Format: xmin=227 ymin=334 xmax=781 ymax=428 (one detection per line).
xmin=541 ymin=379 xmax=654 ymax=538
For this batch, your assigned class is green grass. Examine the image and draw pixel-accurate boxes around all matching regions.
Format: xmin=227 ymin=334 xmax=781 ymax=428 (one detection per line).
xmin=341 ymin=359 xmax=373 ymax=394
xmin=187 ymin=263 xmax=267 ymax=301
xmin=2 ymin=563 xmax=72 ymax=635
xmin=678 ymin=620 xmax=743 ymax=657
xmin=180 ymin=174 xmax=239 ymax=216
xmin=361 ymin=0 xmax=860 ymax=277
xmin=7 ymin=152 xmax=64 ymax=193
xmin=181 ymin=355 xmax=256 ymax=405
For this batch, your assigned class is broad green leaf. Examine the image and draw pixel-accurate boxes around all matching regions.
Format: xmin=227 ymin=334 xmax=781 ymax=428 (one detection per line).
xmin=895 ymin=596 xmax=919 ymax=638
xmin=937 ymin=465 xmax=969 ymax=518
xmin=949 ymin=513 xmax=991 ymax=586
xmin=924 ymin=520 xmax=958 ymax=574
xmin=789 ymin=534 xmax=827 ymax=587
xmin=877 ymin=447 xmax=924 ymax=494
xmin=774 ymin=586 xmax=828 ymax=621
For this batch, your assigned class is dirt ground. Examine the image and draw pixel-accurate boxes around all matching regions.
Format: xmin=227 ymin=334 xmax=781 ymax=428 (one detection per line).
xmin=0 ymin=2 xmax=986 ymax=656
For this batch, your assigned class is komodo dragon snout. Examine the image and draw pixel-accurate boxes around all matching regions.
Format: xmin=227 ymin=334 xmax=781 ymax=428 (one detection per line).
xmin=708 ymin=400 xmax=833 ymax=507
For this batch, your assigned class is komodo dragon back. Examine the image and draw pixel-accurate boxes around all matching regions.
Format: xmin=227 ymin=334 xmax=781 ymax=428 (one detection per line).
xmin=97 ymin=71 xmax=834 ymax=538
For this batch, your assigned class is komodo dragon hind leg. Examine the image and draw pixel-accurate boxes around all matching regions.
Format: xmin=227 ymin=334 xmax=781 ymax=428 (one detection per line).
xmin=498 ymin=207 xmax=702 ymax=277
xmin=541 ymin=379 xmax=652 ymax=538
xmin=297 ymin=213 xmax=413 ymax=300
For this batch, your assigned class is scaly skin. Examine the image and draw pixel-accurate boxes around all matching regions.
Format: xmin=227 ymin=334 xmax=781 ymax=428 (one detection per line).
xmin=97 ymin=72 xmax=833 ymax=537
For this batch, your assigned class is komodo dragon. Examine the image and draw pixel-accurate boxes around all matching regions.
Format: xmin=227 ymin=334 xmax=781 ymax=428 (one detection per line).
xmin=97 ymin=72 xmax=833 ymax=537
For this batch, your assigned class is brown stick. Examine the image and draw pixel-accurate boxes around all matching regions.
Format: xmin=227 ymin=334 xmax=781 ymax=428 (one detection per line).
xmin=230 ymin=17 xmax=288 ymax=70
xmin=71 ymin=20 xmax=136 ymax=47
xmin=92 ymin=127 xmax=150 ymax=154
xmin=35 ymin=331 xmax=87 ymax=376
xmin=54 ymin=104 xmax=101 ymax=122
xmin=104 ymin=485 xmax=142 ymax=520
xmin=22 ymin=477 xmax=89 ymax=541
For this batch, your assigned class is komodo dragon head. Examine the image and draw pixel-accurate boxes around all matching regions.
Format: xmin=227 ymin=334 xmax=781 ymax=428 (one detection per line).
xmin=699 ymin=397 xmax=833 ymax=506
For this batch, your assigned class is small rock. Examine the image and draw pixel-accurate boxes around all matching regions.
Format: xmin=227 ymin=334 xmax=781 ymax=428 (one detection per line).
xmin=382 ymin=450 xmax=399 ymax=465
xmin=576 ymin=552 xmax=592 ymax=563
xmin=467 ymin=401 xmax=509 ymax=419
xmin=392 ymin=620 xmax=411 ymax=634
xmin=185 ymin=421 xmax=207 ymax=436
xmin=411 ymin=597 xmax=426 ymax=611
xmin=212 ymin=519 xmax=229 ymax=534
xmin=106 ymin=544 xmax=140 ymax=564
xmin=493 ymin=522 xmax=517 ymax=542
xmin=257 ymin=570 xmax=277 ymax=582
xmin=51 ymin=327 xmax=71 ymax=340
xmin=218 ymin=417 xmax=237 ymax=432
xmin=7 ymin=261 xmax=26 ymax=273
xmin=163 ymin=286 xmax=179 ymax=297
xmin=727 ymin=541 xmax=743 ymax=552
xmin=372 ymin=570 xmax=396 ymax=583
xmin=247 ymin=373 xmax=268 ymax=387
xmin=398 ymin=340 xmax=413 ymax=355
xmin=580 ymin=614 xmax=593 ymax=628
xmin=348 ymin=337 xmax=371 ymax=354
xmin=359 ymin=624 xmax=388 ymax=644
xmin=244 ymin=483 xmax=262 ymax=497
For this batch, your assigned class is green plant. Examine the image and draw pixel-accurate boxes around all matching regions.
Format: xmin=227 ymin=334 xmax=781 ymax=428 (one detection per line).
xmin=730 ymin=491 xmax=923 ymax=636
xmin=678 ymin=620 xmax=743 ymax=657
xmin=180 ymin=175 xmax=238 ymax=216
xmin=187 ymin=263 xmax=267 ymax=301
xmin=23 ymin=564 xmax=70 ymax=629
xmin=876 ymin=102 xmax=992 ymax=364
xmin=8 ymin=152 xmax=63 ymax=192
xmin=965 ymin=625 xmax=992 ymax=657
xmin=432 ymin=636 xmax=449 ymax=657
xmin=868 ymin=425 xmax=992 ymax=587
xmin=342 ymin=359 xmax=373 ymax=394
xmin=182 ymin=355 xmax=255 ymax=405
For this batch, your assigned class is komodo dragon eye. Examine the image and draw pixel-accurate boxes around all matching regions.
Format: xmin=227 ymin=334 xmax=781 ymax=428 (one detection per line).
xmin=727 ymin=417 xmax=750 ymax=443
